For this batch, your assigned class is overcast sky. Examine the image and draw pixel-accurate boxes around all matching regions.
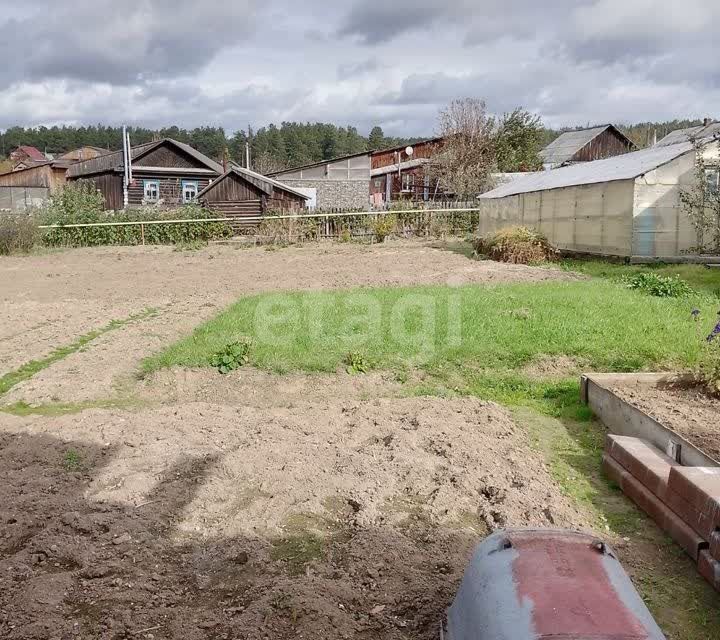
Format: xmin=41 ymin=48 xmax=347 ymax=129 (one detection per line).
xmin=0 ymin=0 xmax=718 ymax=136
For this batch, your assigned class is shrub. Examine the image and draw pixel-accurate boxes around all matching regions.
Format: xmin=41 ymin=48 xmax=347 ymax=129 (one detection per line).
xmin=210 ymin=339 xmax=252 ymax=374
xmin=41 ymin=185 xmax=232 ymax=247
xmin=372 ymin=214 xmax=396 ymax=242
xmin=624 ymin=273 xmax=695 ymax=298
xmin=474 ymin=226 xmax=559 ymax=264
xmin=697 ymin=341 xmax=720 ymax=395
xmin=0 ymin=214 xmax=40 ymax=255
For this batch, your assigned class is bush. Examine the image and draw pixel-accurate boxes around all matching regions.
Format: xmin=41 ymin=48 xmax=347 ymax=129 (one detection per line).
xmin=41 ymin=184 xmax=232 ymax=247
xmin=372 ymin=214 xmax=397 ymax=242
xmin=344 ymin=351 xmax=369 ymax=374
xmin=210 ymin=339 xmax=252 ymax=374
xmin=473 ymin=226 xmax=559 ymax=264
xmin=624 ymin=273 xmax=695 ymax=298
xmin=0 ymin=214 xmax=40 ymax=255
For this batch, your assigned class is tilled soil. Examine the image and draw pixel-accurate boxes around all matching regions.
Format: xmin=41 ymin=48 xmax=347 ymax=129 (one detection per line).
xmin=0 ymin=385 xmax=591 ymax=640
xmin=612 ymin=380 xmax=720 ymax=462
xmin=0 ymin=243 xmax=593 ymax=639
xmin=0 ymin=241 xmax=580 ymax=403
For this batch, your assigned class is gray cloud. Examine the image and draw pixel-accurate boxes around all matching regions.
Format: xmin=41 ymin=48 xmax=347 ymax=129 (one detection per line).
xmin=0 ymin=0 xmax=259 ymax=87
xmin=0 ymin=0 xmax=718 ymax=136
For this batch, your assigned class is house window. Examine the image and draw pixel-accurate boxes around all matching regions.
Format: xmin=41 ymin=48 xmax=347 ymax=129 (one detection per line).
xmin=705 ymin=168 xmax=719 ymax=195
xmin=143 ymin=180 xmax=159 ymax=202
xmin=182 ymin=180 xmax=199 ymax=203
xmin=401 ymin=173 xmax=415 ymax=192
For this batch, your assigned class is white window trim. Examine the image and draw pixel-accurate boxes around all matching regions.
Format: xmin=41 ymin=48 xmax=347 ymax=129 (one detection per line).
xmin=182 ymin=180 xmax=199 ymax=203
xmin=143 ymin=180 xmax=160 ymax=202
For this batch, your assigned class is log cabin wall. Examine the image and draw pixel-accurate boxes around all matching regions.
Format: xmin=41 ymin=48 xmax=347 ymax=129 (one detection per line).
xmin=127 ymin=173 xmax=213 ymax=207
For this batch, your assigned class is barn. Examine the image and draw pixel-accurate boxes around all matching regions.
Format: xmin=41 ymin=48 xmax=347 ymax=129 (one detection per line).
xmin=0 ymin=160 xmax=73 ymax=210
xmin=67 ymin=138 xmax=223 ymax=210
xmin=477 ymin=140 xmax=720 ymax=259
xmin=540 ymin=125 xmax=636 ymax=170
xmin=198 ymin=166 xmax=308 ymax=225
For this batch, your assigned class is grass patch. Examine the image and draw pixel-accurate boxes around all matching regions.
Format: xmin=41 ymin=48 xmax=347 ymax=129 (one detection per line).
xmin=0 ymin=308 xmax=156 ymax=397
xmin=62 ymin=449 xmax=83 ymax=472
xmin=558 ymin=258 xmax=720 ymax=297
xmin=144 ymin=281 xmax=713 ymax=376
xmin=270 ymin=532 xmax=325 ymax=576
xmin=0 ymin=397 xmax=144 ymax=417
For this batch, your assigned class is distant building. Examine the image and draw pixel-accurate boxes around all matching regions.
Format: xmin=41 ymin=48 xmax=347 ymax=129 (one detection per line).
xmin=58 ymin=146 xmax=111 ymax=162
xmin=67 ymin=138 xmax=224 ymax=210
xmin=478 ymin=139 xmax=720 ymax=259
xmin=198 ymin=165 xmax=308 ymax=226
xmin=369 ymin=137 xmax=445 ymax=205
xmin=539 ymin=125 xmax=636 ymax=170
xmin=9 ymin=145 xmax=48 ymax=169
xmin=655 ymin=119 xmax=720 ymax=147
xmin=268 ymin=152 xmax=371 ymax=210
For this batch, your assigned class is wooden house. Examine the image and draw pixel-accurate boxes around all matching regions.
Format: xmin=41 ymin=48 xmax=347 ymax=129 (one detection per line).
xmin=539 ymin=125 xmax=635 ymax=169
xmin=9 ymin=145 xmax=47 ymax=169
xmin=67 ymin=138 xmax=224 ymax=210
xmin=198 ymin=166 xmax=308 ymax=225
xmin=0 ymin=159 xmax=72 ymax=193
xmin=58 ymin=146 xmax=110 ymax=162
xmin=369 ymin=137 xmax=445 ymax=204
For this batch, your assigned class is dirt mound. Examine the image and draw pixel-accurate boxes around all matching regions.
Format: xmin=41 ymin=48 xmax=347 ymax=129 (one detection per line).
xmin=0 ymin=394 xmax=591 ymax=639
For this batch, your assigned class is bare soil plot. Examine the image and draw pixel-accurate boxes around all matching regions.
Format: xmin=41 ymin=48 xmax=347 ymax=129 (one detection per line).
xmin=612 ymin=380 xmax=720 ymax=461
xmin=0 ymin=382 xmax=590 ymax=639
xmin=0 ymin=242 xmax=579 ymax=403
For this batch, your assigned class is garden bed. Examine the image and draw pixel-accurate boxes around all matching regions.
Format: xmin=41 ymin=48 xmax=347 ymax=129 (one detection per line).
xmin=611 ymin=378 xmax=720 ymax=462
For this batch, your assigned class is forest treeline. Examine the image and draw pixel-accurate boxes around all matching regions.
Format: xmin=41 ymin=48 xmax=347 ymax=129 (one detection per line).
xmin=0 ymin=118 xmax=708 ymax=173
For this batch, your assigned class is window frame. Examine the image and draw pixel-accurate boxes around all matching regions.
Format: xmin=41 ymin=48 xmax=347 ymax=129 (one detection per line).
xmin=143 ymin=179 xmax=160 ymax=202
xmin=705 ymin=167 xmax=720 ymax=195
xmin=401 ymin=173 xmax=415 ymax=192
xmin=181 ymin=180 xmax=199 ymax=204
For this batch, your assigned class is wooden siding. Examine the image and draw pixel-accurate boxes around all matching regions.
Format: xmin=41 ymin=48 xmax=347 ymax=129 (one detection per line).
xmin=202 ymin=172 xmax=265 ymax=201
xmin=78 ymin=174 xmax=124 ymax=210
xmin=571 ymin=129 xmax=634 ymax=163
xmin=205 ymin=199 xmax=263 ymax=227
xmin=134 ymin=145 xmax=208 ymax=170
xmin=371 ymin=139 xmax=442 ymax=170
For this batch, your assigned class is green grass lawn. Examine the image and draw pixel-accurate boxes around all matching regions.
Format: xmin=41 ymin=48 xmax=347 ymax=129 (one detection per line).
xmin=144 ymin=280 xmax=715 ymax=378
xmin=558 ymin=259 xmax=720 ymax=297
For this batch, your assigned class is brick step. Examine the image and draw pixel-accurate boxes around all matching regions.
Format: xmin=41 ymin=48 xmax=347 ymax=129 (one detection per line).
xmin=667 ymin=467 xmax=720 ymax=544
xmin=602 ymin=455 xmax=707 ymax=561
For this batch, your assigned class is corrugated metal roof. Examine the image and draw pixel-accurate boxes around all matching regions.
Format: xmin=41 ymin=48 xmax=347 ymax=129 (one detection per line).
xmin=539 ymin=125 xmax=611 ymax=166
xmin=480 ymin=142 xmax=694 ymax=199
xmin=656 ymin=122 xmax=720 ymax=147
xmin=268 ymin=150 xmax=370 ymax=177
xmin=67 ymin=139 xmax=223 ymax=177
xmin=14 ymin=145 xmax=47 ymax=162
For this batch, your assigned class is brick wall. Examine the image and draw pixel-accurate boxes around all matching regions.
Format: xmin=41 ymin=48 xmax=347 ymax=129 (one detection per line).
xmin=279 ymin=179 xmax=369 ymax=210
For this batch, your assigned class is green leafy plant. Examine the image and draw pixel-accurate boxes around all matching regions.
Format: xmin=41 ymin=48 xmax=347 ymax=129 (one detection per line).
xmin=372 ymin=214 xmax=396 ymax=242
xmin=63 ymin=449 xmax=83 ymax=471
xmin=0 ymin=214 xmax=40 ymax=255
xmin=339 ymin=228 xmax=352 ymax=243
xmin=474 ymin=226 xmax=559 ymax=264
xmin=210 ymin=339 xmax=252 ymax=374
xmin=625 ymin=273 xmax=695 ymax=298
xmin=344 ymin=351 xmax=369 ymax=374
xmin=40 ymin=184 xmax=231 ymax=247
xmin=694 ymin=310 xmax=720 ymax=394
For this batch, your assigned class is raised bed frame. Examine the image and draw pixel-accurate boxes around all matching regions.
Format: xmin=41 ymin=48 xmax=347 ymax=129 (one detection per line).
xmin=581 ymin=372 xmax=719 ymax=468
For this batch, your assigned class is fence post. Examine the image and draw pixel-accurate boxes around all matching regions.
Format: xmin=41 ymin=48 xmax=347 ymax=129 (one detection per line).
xmin=141 ymin=223 xmax=145 ymax=245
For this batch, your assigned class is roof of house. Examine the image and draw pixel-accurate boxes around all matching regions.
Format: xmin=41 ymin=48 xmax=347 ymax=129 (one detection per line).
xmin=656 ymin=122 xmax=720 ymax=147
xmin=370 ymin=157 xmax=430 ymax=177
xmin=267 ymin=150 xmax=370 ymax=176
xmin=539 ymin=125 xmax=633 ymax=166
xmin=480 ymin=141 xmax=695 ymax=199
xmin=0 ymin=159 xmax=74 ymax=177
xmin=13 ymin=145 xmax=47 ymax=162
xmin=198 ymin=165 xmax=310 ymax=200
xmin=67 ymin=139 xmax=223 ymax=177
xmin=58 ymin=146 xmax=112 ymax=161
xmin=370 ymin=137 xmax=444 ymax=156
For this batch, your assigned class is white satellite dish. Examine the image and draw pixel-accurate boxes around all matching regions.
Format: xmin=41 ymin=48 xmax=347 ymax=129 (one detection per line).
xmin=405 ymin=146 xmax=414 ymax=156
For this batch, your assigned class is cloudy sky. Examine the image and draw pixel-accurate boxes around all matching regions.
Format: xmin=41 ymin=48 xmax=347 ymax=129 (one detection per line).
xmin=0 ymin=0 xmax=717 ymax=136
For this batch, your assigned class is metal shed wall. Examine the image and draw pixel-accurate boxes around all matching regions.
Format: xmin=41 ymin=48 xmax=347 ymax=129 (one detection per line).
xmin=477 ymin=179 xmax=635 ymax=256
